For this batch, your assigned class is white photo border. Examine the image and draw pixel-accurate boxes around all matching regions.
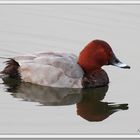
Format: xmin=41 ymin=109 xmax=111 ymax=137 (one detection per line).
xmin=0 ymin=0 xmax=139 ymax=138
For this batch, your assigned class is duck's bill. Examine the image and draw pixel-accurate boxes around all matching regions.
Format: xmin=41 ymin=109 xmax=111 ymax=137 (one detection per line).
xmin=112 ymin=61 xmax=130 ymax=69
xmin=109 ymin=54 xmax=130 ymax=69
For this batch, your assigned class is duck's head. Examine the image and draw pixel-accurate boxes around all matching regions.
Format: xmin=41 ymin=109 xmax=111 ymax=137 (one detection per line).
xmin=78 ymin=40 xmax=130 ymax=73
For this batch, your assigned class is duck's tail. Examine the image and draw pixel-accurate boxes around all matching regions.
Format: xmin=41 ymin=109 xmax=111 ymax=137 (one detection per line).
xmin=0 ymin=59 xmax=20 ymax=79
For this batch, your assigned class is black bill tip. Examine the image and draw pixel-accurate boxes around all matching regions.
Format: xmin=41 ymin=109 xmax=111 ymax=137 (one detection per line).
xmin=121 ymin=65 xmax=131 ymax=69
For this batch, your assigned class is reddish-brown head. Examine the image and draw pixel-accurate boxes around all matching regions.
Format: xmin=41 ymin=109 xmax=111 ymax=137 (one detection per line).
xmin=78 ymin=40 xmax=113 ymax=73
xmin=78 ymin=40 xmax=130 ymax=74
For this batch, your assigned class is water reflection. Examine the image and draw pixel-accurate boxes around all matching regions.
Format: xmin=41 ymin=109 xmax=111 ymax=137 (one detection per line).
xmin=2 ymin=77 xmax=128 ymax=122
xmin=76 ymin=87 xmax=128 ymax=122
xmin=2 ymin=77 xmax=82 ymax=106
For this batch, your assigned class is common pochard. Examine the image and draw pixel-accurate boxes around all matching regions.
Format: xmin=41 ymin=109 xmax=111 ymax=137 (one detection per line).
xmin=0 ymin=40 xmax=130 ymax=88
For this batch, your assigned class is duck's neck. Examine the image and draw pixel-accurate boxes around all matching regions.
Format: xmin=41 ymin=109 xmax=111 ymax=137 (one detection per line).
xmin=78 ymin=55 xmax=102 ymax=75
xmin=78 ymin=61 xmax=102 ymax=76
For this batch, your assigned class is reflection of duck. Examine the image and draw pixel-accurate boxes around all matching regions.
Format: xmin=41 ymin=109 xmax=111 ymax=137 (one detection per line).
xmin=1 ymin=40 xmax=130 ymax=88
xmin=3 ymin=77 xmax=128 ymax=122
xmin=77 ymin=86 xmax=128 ymax=122
xmin=2 ymin=77 xmax=82 ymax=106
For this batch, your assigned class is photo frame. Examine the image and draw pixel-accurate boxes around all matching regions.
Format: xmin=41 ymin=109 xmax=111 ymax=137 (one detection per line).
xmin=0 ymin=0 xmax=139 ymax=139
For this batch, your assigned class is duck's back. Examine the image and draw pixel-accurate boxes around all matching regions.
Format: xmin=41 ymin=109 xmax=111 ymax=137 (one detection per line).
xmin=14 ymin=52 xmax=84 ymax=88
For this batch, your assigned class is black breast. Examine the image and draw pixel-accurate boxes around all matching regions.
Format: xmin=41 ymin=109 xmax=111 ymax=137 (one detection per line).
xmin=82 ymin=69 xmax=109 ymax=88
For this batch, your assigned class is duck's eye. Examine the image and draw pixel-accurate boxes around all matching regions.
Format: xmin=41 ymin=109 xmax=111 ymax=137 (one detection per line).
xmin=114 ymin=59 xmax=119 ymax=63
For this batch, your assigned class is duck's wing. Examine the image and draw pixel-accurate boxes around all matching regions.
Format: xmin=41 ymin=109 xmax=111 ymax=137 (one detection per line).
xmin=33 ymin=52 xmax=84 ymax=78
xmin=15 ymin=52 xmax=84 ymax=88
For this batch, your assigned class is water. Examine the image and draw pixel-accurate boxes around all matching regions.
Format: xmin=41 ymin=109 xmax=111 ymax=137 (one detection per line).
xmin=0 ymin=5 xmax=139 ymax=135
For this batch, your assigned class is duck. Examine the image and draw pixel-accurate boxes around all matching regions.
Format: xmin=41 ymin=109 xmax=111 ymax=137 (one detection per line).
xmin=0 ymin=39 xmax=130 ymax=88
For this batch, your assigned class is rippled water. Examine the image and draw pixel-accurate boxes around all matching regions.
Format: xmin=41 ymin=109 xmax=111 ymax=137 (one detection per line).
xmin=0 ymin=5 xmax=139 ymax=135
